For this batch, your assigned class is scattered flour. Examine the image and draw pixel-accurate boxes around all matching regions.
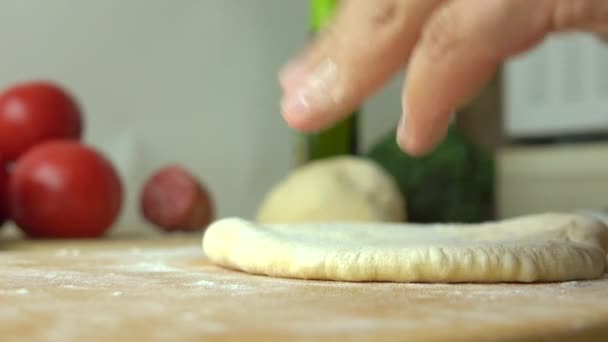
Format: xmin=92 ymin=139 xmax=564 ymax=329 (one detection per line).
xmin=192 ymin=279 xmax=216 ymax=287
xmin=182 ymin=312 xmax=197 ymax=322
xmin=55 ymin=249 xmax=81 ymax=257
xmin=128 ymin=261 xmax=179 ymax=273
xmin=0 ymin=288 xmax=30 ymax=295
xmin=2 ymin=245 xmax=607 ymax=340
xmin=190 ymin=279 xmax=252 ymax=292
xmin=559 ymin=280 xmax=589 ymax=288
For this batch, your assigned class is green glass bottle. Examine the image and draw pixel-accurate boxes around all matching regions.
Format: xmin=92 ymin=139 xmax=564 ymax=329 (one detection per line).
xmin=294 ymin=0 xmax=359 ymax=165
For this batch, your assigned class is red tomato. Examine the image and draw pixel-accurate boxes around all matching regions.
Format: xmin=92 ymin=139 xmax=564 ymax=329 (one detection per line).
xmin=141 ymin=165 xmax=214 ymax=232
xmin=0 ymin=162 xmax=9 ymax=228
xmin=0 ymin=81 xmax=83 ymax=161
xmin=9 ymin=141 xmax=123 ymax=238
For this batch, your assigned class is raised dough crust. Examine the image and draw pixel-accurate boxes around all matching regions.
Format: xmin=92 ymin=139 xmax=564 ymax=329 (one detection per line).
xmin=202 ymin=213 xmax=608 ymax=283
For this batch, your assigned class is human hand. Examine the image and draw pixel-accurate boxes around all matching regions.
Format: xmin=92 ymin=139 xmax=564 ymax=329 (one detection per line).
xmin=278 ymin=0 xmax=608 ymax=155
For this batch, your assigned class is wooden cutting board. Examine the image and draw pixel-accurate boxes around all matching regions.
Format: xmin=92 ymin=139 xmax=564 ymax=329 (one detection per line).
xmin=1 ymin=235 xmax=608 ymax=341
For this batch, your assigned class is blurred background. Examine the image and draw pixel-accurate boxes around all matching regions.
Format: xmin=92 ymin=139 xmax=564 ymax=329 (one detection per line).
xmin=0 ymin=0 xmax=606 ymax=237
xmin=0 ymin=0 xmax=405 ymax=236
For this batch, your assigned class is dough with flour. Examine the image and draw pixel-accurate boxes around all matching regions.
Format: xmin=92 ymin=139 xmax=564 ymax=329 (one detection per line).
xmin=202 ymin=213 xmax=608 ymax=283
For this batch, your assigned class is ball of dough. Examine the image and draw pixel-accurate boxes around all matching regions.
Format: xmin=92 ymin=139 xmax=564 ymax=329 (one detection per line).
xmin=256 ymin=156 xmax=406 ymax=223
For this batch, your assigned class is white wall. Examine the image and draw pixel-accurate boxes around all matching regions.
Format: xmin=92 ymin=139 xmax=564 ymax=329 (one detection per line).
xmin=0 ymin=0 xmax=402 ymax=236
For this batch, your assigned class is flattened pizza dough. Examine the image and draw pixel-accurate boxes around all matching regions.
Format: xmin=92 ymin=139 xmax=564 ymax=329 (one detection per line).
xmin=202 ymin=213 xmax=608 ymax=283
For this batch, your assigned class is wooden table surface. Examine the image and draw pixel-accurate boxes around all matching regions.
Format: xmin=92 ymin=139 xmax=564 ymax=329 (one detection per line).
xmin=2 ymin=234 xmax=608 ymax=341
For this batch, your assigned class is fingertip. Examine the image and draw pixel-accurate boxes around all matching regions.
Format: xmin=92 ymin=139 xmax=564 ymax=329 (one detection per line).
xmin=280 ymin=95 xmax=327 ymax=133
xmin=395 ymin=115 xmax=411 ymax=154
xmin=396 ymin=126 xmax=435 ymax=157
xmin=278 ymin=57 xmax=308 ymax=94
xmin=400 ymin=136 xmax=441 ymax=157
xmin=395 ymin=103 xmax=451 ymax=157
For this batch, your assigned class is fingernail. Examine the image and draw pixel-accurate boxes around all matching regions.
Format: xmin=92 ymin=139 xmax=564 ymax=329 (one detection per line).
xmin=279 ymin=58 xmax=308 ymax=92
xmin=396 ymin=117 xmax=407 ymax=148
xmin=407 ymin=113 xmax=451 ymax=156
xmin=281 ymin=89 xmax=311 ymax=117
xmin=401 ymin=105 xmax=426 ymax=156
xmin=396 ymin=102 xmax=410 ymax=150
xmin=448 ymin=110 xmax=456 ymax=124
xmin=281 ymin=58 xmax=342 ymax=118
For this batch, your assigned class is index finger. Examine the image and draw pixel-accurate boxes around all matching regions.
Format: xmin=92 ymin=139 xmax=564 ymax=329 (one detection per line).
xmin=279 ymin=0 xmax=443 ymax=132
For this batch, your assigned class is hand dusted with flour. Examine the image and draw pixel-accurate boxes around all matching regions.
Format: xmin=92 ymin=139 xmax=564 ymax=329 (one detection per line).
xmin=202 ymin=213 xmax=608 ymax=283
xmin=280 ymin=0 xmax=608 ymax=156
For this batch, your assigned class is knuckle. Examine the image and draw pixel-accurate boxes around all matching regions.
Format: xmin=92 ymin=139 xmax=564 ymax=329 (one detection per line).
xmin=421 ymin=5 xmax=462 ymax=61
xmin=371 ymin=0 xmax=399 ymax=27
xmin=552 ymin=0 xmax=597 ymax=30
xmin=421 ymin=0 xmax=541 ymax=60
xmin=361 ymin=0 xmax=410 ymax=37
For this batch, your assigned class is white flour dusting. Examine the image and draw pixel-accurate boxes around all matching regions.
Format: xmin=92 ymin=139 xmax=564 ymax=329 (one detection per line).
xmin=55 ymin=249 xmax=81 ymax=257
xmin=182 ymin=312 xmax=197 ymax=322
xmin=0 ymin=288 xmax=30 ymax=295
xmin=189 ymin=279 xmax=254 ymax=292
xmin=192 ymin=279 xmax=216 ymax=286
xmin=559 ymin=280 xmax=589 ymax=288
xmin=1 ymin=244 xmax=607 ymax=341
xmin=128 ymin=261 xmax=178 ymax=273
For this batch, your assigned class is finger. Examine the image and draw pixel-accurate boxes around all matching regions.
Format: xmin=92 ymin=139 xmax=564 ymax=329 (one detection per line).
xmin=279 ymin=0 xmax=444 ymax=132
xmin=398 ymin=0 xmax=553 ymax=155
xmin=552 ymin=0 xmax=608 ymax=33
